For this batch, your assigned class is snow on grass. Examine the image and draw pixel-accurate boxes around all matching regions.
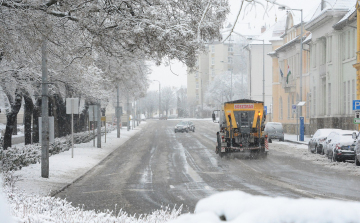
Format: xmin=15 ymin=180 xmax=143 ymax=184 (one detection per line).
xmin=169 ymin=190 xmax=360 ymax=223
xmin=4 ymin=182 xmax=182 ymax=223
xmin=271 ymin=141 xmax=360 ymax=176
xmin=14 ymin=125 xmax=143 ymax=196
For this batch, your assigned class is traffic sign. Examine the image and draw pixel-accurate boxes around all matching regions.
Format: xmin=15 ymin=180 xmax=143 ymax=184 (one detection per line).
xmin=356 ymin=111 xmax=360 ymax=119
xmin=264 ymin=106 xmax=267 ymax=115
xmin=354 ymin=118 xmax=360 ymax=124
xmin=353 ymin=100 xmax=360 ymax=110
xmin=292 ymin=104 xmax=297 ymax=113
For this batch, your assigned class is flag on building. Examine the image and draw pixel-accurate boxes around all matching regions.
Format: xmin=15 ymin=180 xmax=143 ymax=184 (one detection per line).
xmin=286 ymin=65 xmax=291 ymax=84
xmin=280 ymin=68 xmax=284 ymax=77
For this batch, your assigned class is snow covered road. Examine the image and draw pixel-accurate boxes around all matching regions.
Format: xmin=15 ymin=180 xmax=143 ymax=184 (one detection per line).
xmin=53 ymin=120 xmax=360 ymax=215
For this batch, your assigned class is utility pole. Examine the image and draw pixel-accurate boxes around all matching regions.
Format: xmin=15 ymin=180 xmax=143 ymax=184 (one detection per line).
xmin=97 ymin=103 xmax=101 ymax=148
xmin=116 ymin=85 xmax=120 ymax=138
xmin=41 ymin=36 xmax=49 ymax=178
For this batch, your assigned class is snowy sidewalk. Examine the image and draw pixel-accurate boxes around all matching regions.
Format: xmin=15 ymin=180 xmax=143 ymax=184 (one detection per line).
xmin=284 ymin=133 xmax=310 ymax=145
xmin=14 ymin=123 xmax=146 ymax=196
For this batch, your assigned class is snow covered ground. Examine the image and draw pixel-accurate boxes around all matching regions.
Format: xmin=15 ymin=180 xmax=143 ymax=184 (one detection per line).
xmin=2 ymin=121 xmax=360 ymax=222
xmin=14 ymin=123 xmax=146 ymax=196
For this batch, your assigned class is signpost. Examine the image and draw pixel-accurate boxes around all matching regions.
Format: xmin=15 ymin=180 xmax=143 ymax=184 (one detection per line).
xmin=353 ymin=100 xmax=360 ymax=130
xmin=66 ymin=98 xmax=79 ymax=158
xmin=101 ymin=116 xmax=106 ymax=143
xmin=89 ymin=105 xmax=98 ymax=147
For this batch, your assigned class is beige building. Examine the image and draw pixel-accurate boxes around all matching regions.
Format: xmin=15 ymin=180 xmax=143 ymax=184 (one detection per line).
xmin=269 ymin=12 xmax=311 ymax=134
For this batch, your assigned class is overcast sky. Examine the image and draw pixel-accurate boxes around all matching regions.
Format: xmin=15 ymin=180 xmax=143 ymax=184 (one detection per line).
xmin=147 ymin=0 xmax=325 ymax=92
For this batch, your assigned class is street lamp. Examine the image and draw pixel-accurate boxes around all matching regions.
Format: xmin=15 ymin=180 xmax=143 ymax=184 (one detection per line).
xmin=279 ymin=6 xmax=303 ymax=117
xmin=153 ymin=80 xmax=161 ymax=118
xmin=247 ymin=38 xmax=265 ymax=103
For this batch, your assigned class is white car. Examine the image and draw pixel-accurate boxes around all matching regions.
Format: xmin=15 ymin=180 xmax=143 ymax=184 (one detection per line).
xmin=308 ymin=128 xmax=340 ymax=154
xmin=326 ymin=130 xmax=356 ymax=162
xmin=321 ymin=130 xmax=343 ymax=156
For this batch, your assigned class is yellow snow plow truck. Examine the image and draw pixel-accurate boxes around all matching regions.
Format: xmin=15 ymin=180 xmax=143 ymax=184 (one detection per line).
xmin=212 ymin=99 xmax=268 ymax=158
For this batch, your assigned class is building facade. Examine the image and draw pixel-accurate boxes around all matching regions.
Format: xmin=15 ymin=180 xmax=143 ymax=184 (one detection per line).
xmin=305 ymin=2 xmax=357 ymax=133
xmin=269 ymin=12 xmax=311 ymax=134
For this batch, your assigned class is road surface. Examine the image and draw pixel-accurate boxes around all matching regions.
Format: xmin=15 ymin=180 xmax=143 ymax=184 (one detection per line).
xmin=55 ymin=119 xmax=360 ymax=215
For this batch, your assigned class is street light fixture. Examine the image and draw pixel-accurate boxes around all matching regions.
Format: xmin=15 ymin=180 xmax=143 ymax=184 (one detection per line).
xmin=153 ymin=80 xmax=161 ymax=118
xmin=247 ymin=38 xmax=265 ymax=104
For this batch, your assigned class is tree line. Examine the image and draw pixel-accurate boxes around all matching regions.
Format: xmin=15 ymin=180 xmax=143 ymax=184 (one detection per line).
xmin=0 ymin=0 xmax=229 ymax=149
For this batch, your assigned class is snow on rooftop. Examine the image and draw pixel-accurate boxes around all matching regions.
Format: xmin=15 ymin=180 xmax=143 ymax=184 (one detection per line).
xmin=334 ymin=5 xmax=356 ymax=27
xmin=306 ymin=0 xmax=355 ymax=27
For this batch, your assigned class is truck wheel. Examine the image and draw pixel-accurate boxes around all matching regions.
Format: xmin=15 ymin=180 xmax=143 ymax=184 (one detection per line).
xmin=219 ymin=152 xmax=224 ymax=158
xmin=193 ymin=127 xmax=195 ymax=132
xmin=262 ymin=152 xmax=268 ymax=158
xmin=355 ymin=155 xmax=360 ymax=166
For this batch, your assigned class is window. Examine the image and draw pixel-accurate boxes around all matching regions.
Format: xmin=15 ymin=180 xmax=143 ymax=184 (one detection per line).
xmin=348 ymin=30 xmax=351 ymax=59
xmin=313 ymin=87 xmax=316 ymax=117
xmin=228 ymin=57 xmax=233 ymax=64
xmin=211 ymin=45 xmax=215 ymax=53
xmin=288 ymin=96 xmax=290 ymax=118
xmin=280 ymin=97 xmax=283 ymax=120
xmin=343 ymin=82 xmax=346 ymax=114
xmin=211 ymin=57 xmax=215 ymax=65
xmin=228 ymin=45 xmax=233 ymax=52
xmin=348 ymin=81 xmax=351 ymax=114
xmin=291 ymin=94 xmax=294 ymax=118
xmin=322 ymin=78 xmax=326 ymax=115
xmin=352 ymin=80 xmax=356 ymax=106
xmin=211 ymin=69 xmax=215 ymax=77
xmin=328 ymin=83 xmax=331 ymax=115
xmin=196 ymin=81 xmax=199 ymax=89
xmin=307 ymin=93 xmax=310 ymax=118
xmin=195 ymin=71 xmax=198 ymax=78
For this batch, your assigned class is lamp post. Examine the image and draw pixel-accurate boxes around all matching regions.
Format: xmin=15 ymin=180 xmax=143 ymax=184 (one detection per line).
xmin=279 ymin=6 xmax=303 ymax=116
xmin=153 ymin=80 xmax=161 ymax=118
xmin=247 ymin=38 xmax=265 ymax=103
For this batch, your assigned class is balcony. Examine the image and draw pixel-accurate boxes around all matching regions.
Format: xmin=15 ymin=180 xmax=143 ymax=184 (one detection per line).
xmin=284 ymin=85 xmax=296 ymax=93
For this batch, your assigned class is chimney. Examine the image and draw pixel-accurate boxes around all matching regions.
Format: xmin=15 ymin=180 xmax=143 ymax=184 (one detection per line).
xmin=321 ymin=0 xmax=325 ymax=10
xmin=261 ymin=26 xmax=266 ymax=33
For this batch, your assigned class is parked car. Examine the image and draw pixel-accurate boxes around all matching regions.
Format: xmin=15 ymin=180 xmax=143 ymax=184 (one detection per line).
xmin=159 ymin=115 xmax=167 ymax=120
xmin=321 ymin=130 xmax=343 ymax=156
xmin=308 ymin=128 xmax=340 ymax=154
xmin=188 ymin=121 xmax=195 ymax=132
xmin=327 ymin=130 xmax=356 ymax=162
xmin=352 ymin=132 xmax=360 ymax=166
xmin=264 ymin=122 xmax=284 ymax=142
xmin=174 ymin=121 xmax=190 ymax=133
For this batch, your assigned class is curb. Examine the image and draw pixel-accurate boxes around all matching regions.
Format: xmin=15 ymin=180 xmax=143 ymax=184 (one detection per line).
xmin=284 ymin=139 xmax=308 ymax=145
xmin=49 ymin=125 xmax=145 ymax=197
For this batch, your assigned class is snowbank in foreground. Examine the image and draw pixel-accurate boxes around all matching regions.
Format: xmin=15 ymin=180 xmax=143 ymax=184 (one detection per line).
xmin=170 ymin=191 xmax=360 ymax=223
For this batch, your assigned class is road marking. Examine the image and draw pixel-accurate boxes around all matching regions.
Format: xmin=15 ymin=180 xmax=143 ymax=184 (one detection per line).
xmin=125 ymin=189 xmax=154 ymax=192
xmin=82 ymin=190 xmax=108 ymax=194
xmin=170 ymin=185 xmax=175 ymax=189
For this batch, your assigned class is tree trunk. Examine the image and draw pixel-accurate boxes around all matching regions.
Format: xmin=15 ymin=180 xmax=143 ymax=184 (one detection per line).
xmin=23 ymin=92 xmax=34 ymax=145
xmin=32 ymin=98 xmax=41 ymax=144
xmin=3 ymin=89 xmax=23 ymax=149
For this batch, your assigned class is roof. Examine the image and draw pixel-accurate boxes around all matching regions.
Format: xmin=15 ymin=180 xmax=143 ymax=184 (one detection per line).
xmin=303 ymin=33 xmax=312 ymax=44
xmin=274 ymin=35 xmax=304 ymax=53
xmin=333 ymin=5 xmax=357 ymax=29
xmin=224 ymin=99 xmax=263 ymax=104
xmin=305 ymin=0 xmax=355 ymax=30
